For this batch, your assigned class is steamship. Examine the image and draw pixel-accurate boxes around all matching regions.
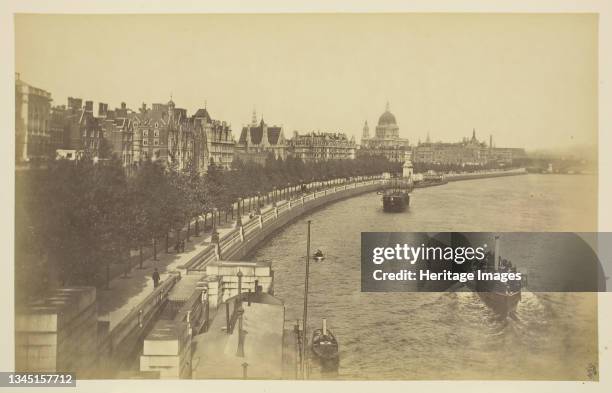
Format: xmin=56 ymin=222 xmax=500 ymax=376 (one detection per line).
xmin=381 ymin=176 xmax=412 ymax=212
xmin=471 ymin=235 xmax=522 ymax=318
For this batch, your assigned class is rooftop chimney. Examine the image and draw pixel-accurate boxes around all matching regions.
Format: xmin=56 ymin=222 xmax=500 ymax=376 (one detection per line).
xmin=84 ymin=100 xmax=93 ymax=112
xmin=98 ymin=103 xmax=108 ymax=117
xmin=121 ymin=102 xmax=127 ymax=110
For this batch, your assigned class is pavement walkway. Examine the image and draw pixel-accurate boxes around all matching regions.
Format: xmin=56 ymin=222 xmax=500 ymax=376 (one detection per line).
xmin=192 ymin=300 xmax=285 ymax=379
xmin=96 ymin=200 xmax=287 ymax=330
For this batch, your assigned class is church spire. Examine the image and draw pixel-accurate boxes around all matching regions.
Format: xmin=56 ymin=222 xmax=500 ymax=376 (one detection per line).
xmin=386 ymin=101 xmax=390 ymax=112
xmin=362 ymin=120 xmax=370 ymax=140
xmin=251 ymin=107 xmax=257 ymax=126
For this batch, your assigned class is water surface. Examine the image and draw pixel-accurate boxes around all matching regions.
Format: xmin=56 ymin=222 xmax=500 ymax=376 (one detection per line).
xmin=250 ymin=174 xmax=598 ymax=380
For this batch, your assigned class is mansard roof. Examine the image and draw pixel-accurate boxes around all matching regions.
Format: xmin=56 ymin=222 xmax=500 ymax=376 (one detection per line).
xmin=267 ymin=126 xmax=282 ymax=145
xmin=239 ymin=123 xmax=283 ymax=146
xmin=193 ymin=108 xmax=211 ymax=121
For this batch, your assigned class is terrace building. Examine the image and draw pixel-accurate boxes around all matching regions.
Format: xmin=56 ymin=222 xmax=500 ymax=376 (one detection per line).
xmin=192 ymin=106 xmax=235 ymax=171
xmin=131 ymin=100 xmax=196 ymax=171
xmin=289 ymin=131 xmax=356 ymax=162
xmin=15 ymin=73 xmax=52 ymax=163
xmin=412 ymin=130 xmax=525 ymax=165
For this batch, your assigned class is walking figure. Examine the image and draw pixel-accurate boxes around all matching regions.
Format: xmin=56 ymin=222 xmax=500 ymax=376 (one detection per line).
xmin=152 ymin=268 xmax=160 ymax=289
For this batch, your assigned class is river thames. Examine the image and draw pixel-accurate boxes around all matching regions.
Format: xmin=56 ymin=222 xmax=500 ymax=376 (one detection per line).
xmin=249 ymin=174 xmax=598 ymax=380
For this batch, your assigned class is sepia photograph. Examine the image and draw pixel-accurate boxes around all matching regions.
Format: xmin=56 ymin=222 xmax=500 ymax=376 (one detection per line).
xmin=6 ymin=4 xmax=610 ymax=390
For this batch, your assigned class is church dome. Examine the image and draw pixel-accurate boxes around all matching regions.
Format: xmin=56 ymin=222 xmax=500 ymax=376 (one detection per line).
xmin=377 ymin=102 xmax=397 ymax=126
xmin=378 ymin=111 xmax=397 ymax=126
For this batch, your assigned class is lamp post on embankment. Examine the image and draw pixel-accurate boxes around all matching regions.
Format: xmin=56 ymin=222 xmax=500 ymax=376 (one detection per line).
xmin=301 ymin=220 xmax=324 ymax=379
xmin=301 ymin=220 xmax=311 ymax=378
xmin=235 ymin=198 xmax=242 ymax=227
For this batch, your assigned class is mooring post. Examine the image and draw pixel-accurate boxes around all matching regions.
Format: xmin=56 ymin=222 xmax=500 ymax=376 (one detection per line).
xmin=225 ymin=301 xmax=231 ymax=334
xmin=214 ymin=242 xmax=221 ymax=261
xmin=242 ymin=362 xmax=248 ymax=379
xmin=294 ymin=320 xmax=300 ymax=379
xmin=236 ymin=308 xmax=245 ymax=357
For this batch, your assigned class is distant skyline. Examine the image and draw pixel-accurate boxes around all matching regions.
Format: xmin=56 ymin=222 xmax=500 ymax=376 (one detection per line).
xmin=15 ymin=13 xmax=597 ymax=151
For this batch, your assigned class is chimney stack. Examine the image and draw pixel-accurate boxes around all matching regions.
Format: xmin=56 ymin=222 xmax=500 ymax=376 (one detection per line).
xmin=121 ymin=102 xmax=127 ymax=110
xmin=98 ymin=103 xmax=108 ymax=117
xmin=84 ymin=100 xmax=93 ymax=112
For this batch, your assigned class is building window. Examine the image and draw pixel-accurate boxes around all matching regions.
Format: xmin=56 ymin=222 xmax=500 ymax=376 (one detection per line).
xmin=154 ymin=130 xmax=159 ymax=137
xmin=143 ymin=139 xmax=148 ymax=146
xmin=154 ymin=139 xmax=159 ymax=146
xmin=143 ymin=130 xmax=148 ymax=137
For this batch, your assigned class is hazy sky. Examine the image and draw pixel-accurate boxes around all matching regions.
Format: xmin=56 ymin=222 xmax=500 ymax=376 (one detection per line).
xmin=15 ymin=13 xmax=597 ymax=150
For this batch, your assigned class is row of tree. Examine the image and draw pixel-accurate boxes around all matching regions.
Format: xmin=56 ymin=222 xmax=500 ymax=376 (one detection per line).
xmin=15 ymin=153 xmax=399 ymax=303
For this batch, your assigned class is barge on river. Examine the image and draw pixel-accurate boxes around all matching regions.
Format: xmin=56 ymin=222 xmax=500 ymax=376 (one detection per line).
xmin=381 ymin=176 xmax=412 ymax=212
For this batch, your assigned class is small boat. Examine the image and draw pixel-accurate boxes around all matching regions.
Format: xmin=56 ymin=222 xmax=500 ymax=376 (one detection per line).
xmin=313 ymin=249 xmax=325 ymax=262
xmin=413 ymin=172 xmax=447 ymax=188
xmin=311 ymin=319 xmax=339 ymax=361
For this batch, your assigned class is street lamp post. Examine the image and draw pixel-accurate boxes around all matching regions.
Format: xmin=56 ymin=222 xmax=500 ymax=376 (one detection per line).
xmin=211 ymin=208 xmax=219 ymax=244
xmin=301 ymin=220 xmax=311 ymax=378
xmin=236 ymin=199 xmax=242 ymax=227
